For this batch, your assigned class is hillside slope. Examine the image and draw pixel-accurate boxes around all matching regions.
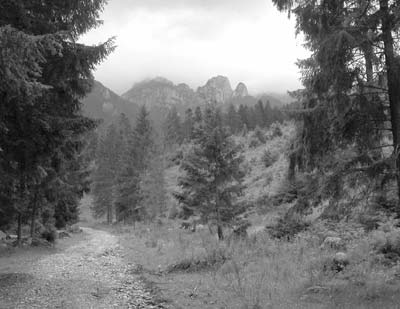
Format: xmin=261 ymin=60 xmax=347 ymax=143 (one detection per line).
xmin=81 ymin=80 xmax=139 ymax=123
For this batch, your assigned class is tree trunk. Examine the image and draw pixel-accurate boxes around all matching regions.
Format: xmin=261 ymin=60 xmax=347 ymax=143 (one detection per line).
xmin=215 ymin=192 xmax=224 ymax=241
xmin=380 ymin=0 xmax=400 ymax=213
xmin=288 ymin=151 xmax=296 ymax=182
xmin=107 ymin=204 xmax=112 ymax=224
xmin=17 ymin=213 xmax=22 ymax=246
xmin=17 ymin=172 xmax=25 ymax=246
xmin=363 ymin=43 xmax=374 ymax=84
xmin=30 ymin=189 xmax=39 ymax=238
xmin=217 ymin=225 xmax=224 ymax=241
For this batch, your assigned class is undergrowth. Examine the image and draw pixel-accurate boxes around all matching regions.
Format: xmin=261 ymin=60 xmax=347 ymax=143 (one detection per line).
xmin=117 ymin=220 xmax=400 ymax=309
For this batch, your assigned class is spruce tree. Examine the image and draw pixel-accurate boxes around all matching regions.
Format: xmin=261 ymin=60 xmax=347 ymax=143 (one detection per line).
xmin=272 ymin=0 xmax=400 ymax=213
xmin=175 ymin=107 xmax=244 ymax=240
xmin=182 ymin=108 xmax=194 ymax=140
xmin=254 ymin=100 xmax=266 ymax=128
xmin=238 ymin=104 xmax=250 ymax=131
xmin=91 ymin=124 xmax=118 ymax=223
xmin=164 ymin=106 xmax=182 ymax=146
xmin=0 ymin=0 xmax=114 ymax=239
xmin=138 ymin=153 xmax=167 ymax=221
xmin=115 ymin=105 xmax=154 ymax=223
xmin=225 ymin=104 xmax=241 ymax=134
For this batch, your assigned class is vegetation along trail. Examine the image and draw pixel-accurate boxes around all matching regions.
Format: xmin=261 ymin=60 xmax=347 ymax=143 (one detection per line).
xmin=0 ymin=228 xmax=164 ymax=309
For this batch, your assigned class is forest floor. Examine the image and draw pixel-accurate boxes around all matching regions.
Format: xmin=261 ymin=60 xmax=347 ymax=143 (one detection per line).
xmin=0 ymin=227 xmax=166 ymax=309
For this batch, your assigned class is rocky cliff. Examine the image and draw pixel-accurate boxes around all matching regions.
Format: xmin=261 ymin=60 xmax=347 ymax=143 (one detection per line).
xmin=122 ymin=76 xmax=254 ymax=111
xmin=232 ymin=82 xmax=249 ymax=98
xmin=81 ymin=76 xmax=287 ymax=131
xmin=196 ymin=75 xmax=233 ymax=104
xmin=122 ymin=77 xmax=203 ymax=110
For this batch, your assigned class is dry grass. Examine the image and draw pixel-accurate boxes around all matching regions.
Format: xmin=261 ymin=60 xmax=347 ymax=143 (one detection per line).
xmin=112 ymin=122 xmax=400 ymax=308
xmin=114 ymin=219 xmax=400 ymax=309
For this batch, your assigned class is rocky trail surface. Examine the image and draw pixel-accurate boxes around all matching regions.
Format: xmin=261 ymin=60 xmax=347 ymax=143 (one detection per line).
xmin=0 ymin=228 xmax=165 ymax=309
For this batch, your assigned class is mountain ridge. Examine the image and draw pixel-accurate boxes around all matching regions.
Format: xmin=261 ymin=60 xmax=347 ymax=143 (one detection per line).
xmin=81 ymin=76 xmax=290 ymax=129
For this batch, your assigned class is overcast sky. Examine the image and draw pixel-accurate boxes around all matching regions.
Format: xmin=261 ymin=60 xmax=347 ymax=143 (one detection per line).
xmin=80 ymin=0 xmax=309 ymax=95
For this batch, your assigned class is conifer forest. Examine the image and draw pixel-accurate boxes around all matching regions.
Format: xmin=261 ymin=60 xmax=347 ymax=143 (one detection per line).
xmin=2 ymin=1 xmax=400 ymax=308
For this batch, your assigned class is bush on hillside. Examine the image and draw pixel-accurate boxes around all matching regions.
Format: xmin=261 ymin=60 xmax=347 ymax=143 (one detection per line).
xmin=248 ymin=136 xmax=261 ymax=148
xmin=267 ymin=213 xmax=310 ymax=240
xmin=262 ymin=150 xmax=277 ymax=168
xmin=357 ymin=212 xmax=385 ymax=232
xmin=271 ymin=123 xmax=282 ymax=138
xmin=41 ymin=227 xmax=57 ymax=243
xmin=370 ymin=226 xmax=400 ymax=262
xmin=253 ymin=127 xmax=266 ymax=143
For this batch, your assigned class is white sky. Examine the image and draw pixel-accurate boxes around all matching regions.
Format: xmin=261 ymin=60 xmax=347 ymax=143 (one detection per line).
xmin=80 ymin=0 xmax=309 ymax=95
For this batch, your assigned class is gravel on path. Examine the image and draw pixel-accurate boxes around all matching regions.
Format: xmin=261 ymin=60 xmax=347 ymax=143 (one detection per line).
xmin=0 ymin=227 xmax=165 ymax=309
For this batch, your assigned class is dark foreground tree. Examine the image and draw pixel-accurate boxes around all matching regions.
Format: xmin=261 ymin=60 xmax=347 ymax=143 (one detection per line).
xmin=273 ymin=0 xmax=400 ymax=214
xmin=0 ymin=0 xmax=114 ymax=241
xmin=175 ymin=107 xmax=245 ymax=240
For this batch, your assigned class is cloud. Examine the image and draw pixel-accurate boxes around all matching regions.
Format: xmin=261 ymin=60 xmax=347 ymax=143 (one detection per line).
xmin=81 ymin=0 xmax=309 ymax=94
xmin=104 ymin=0 xmax=268 ymax=15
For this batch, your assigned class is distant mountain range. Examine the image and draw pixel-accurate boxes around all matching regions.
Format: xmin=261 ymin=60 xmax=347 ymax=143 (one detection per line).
xmin=81 ymin=80 xmax=139 ymax=122
xmin=81 ymin=76 xmax=293 ymax=127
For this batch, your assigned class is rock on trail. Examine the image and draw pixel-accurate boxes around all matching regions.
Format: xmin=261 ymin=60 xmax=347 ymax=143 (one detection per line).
xmin=0 ymin=228 xmax=164 ymax=309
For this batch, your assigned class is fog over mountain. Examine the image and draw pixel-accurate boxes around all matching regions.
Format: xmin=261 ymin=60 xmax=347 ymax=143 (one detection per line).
xmin=80 ymin=0 xmax=309 ymax=95
xmin=81 ymin=75 xmax=289 ymax=128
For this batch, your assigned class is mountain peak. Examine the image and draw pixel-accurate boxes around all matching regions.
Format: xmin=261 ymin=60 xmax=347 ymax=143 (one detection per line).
xmin=233 ymin=82 xmax=249 ymax=98
xmin=197 ymin=75 xmax=233 ymax=104
xmin=151 ymin=76 xmax=174 ymax=85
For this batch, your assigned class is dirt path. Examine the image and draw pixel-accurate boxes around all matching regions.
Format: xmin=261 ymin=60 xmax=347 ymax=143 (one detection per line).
xmin=0 ymin=228 xmax=164 ymax=309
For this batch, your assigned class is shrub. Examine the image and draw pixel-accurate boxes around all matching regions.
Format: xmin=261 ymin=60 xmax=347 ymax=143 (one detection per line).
xmin=253 ymin=127 xmax=266 ymax=143
xmin=41 ymin=228 xmax=57 ymax=243
xmin=358 ymin=213 xmax=382 ymax=232
xmin=370 ymin=228 xmax=400 ymax=261
xmin=261 ymin=150 xmax=277 ymax=168
xmin=168 ymin=204 xmax=179 ymax=219
xmin=249 ymin=137 xmax=261 ymax=148
xmin=166 ymin=246 xmax=227 ymax=273
xmin=271 ymin=123 xmax=282 ymax=138
xmin=267 ymin=214 xmax=309 ymax=240
xmin=145 ymin=237 xmax=158 ymax=248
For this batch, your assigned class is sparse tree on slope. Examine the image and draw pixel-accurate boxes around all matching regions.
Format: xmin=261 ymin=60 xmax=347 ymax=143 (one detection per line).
xmin=175 ymin=107 xmax=244 ymax=240
xmin=182 ymin=108 xmax=194 ymax=140
xmin=138 ymin=152 xmax=167 ymax=221
xmin=164 ymin=106 xmax=182 ymax=147
xmin=91 ymin=124 xmax=119 ymax=223
xmin=115 ymin=105 xmax=155 ymax=223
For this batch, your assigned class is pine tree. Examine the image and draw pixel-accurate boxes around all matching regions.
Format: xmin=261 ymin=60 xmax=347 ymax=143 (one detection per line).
xmin=91 ymin=124 xmax=119 ymax=223
xmin=238 ymin=104 xmax=250 ymax=131
xmin=254 ymin=100 xmax=266 ymax=128
xmin=182 ymin=108 xmax=194 ymax=140
xmin=134 ymin=105 xmax=154 ymax=170
xmin=53 ymin=135 xmax=93 ymax=229
xmin=225 ymin=103 xmax=241 ymax=134
xmin=0 ymin=0 xmax=114 ymax=240
xmin=194 ymin=106 xmax=203 ymax=124
xmin=175 ymin=107 xmax=244 ymax=240
xmin=163 ymin=106 xmax=182 ymax=147
xmin=263 ymin=100 xmax=273 ymax=127
xmin=115 ymin=105 xmax=154 ymax=223
xmin=272 ymin=0 xmax=400 ymax=212
xmin=138 ymin=153 xmax=167 ymax=221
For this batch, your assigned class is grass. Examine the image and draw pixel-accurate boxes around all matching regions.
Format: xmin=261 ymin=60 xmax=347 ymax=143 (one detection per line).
xmin=113 ymin=220 xmax=400 ymax=309
xmin=98 ymin=122 xmax=400 ymax=308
